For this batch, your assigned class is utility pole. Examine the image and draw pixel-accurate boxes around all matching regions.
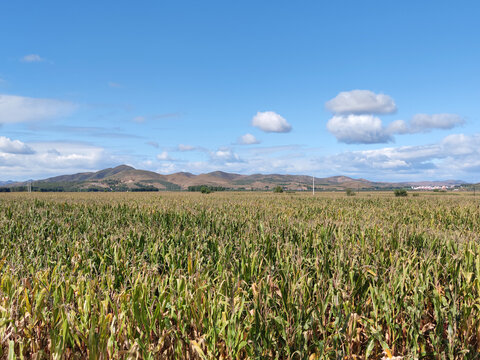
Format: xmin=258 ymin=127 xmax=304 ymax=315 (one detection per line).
xmin=312 ymin=176 xmax=315 ymax=195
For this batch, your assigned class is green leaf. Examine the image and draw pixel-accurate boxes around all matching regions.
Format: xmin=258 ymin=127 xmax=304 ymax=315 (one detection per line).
xmin=365 ymin=338 xmax=375 ymax=359
xmin=8 ymin=341 xmax=16 ymax=360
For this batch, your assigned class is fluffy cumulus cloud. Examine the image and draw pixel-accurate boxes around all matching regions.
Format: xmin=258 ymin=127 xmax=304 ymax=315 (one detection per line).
xmin=0 ymin=137 xmax=35 ymax=154
xmin=237 ymin=133 xmax=260 ymax=145
xmin=325 ymin=90 xmax=464 ymax=144
xmin=0 ymin=94 xmax=76 ymax=124
xmin=21 ymin=54 xmax=45 ymax=63
xmin=326 ymin=90 xmax=397 ymax=115
xmin=325 ymin=90 xmax=396 ymax=144
xmin=252 ymin=111 xmax=292 ymax=133
xmin=210 ymin=148 xmax=241 ymax=163
xmin=326 ymin=115 xmax=392 ymax=144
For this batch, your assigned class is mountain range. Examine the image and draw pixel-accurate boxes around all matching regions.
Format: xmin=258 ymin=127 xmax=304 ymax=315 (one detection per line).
xmin=1 ymin=165 xmax=466 ymax=192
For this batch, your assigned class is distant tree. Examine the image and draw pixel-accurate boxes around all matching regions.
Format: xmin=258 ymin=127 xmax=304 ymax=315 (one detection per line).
xmin=346 ymin=188 xmax=356 ymax=196
xmin=188 ymin=185 xmax=225 ymax=192
xmin=394 ymin=189 xmax=408 ymax=197
xmin=273 ymin=186 xmax=284 ymax=193
xmin=201 ymin=186 xmax=212 ymax=194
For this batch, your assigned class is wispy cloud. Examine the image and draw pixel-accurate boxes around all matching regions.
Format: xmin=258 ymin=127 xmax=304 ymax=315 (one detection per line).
xmin=237 ymin=133 xmax=260 ymax=145
xmin=108 ymin=81 xmax=123 ymax=88
xmin=133 ymin=113 xmax=181 ymax=123
xmin=0 ymin=94 xmax=76 ymax=124
xmin=177 ymin=144 xmax=196 ymax=151
xmin=391 ymin=114 xmax=465 ymax=134
xmin=146 ymin=141 xmax=159 ymax=148
xmin=136 ymin=133 xmax=480 ymax=182
xmin=28 ymin=124 xmax=144 ymax=139
xmin=321 ymin=133 xmax=480 ymax=180
xmin=157 ymin=151 xmax=171 ymax=161
xmin=152 ymin=113 xmax=181 ymax=120
xmin=20 ymin=54 xmax=45 ymax=63
xmin=247 ymin=145 xmax=302 ymax=156
xmin=133 ymin=116 xmax=145 ymax=123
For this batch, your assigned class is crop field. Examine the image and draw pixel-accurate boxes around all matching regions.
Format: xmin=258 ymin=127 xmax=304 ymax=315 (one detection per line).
xmin=1 ymin=192 xmax=480 ymax=359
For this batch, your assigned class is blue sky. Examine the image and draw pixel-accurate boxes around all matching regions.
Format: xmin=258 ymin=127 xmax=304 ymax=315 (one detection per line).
xmin=1 ymin=1 xmax=479 ymax=181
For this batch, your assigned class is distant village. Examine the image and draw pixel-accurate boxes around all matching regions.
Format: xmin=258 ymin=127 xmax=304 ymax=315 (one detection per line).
xmin=410 ymin=185 xmax=460 ymax=191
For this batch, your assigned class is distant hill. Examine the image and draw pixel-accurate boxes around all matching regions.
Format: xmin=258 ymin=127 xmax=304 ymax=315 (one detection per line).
xmin=1 ymin=165 xmax=467 ymax=192
xmin=42 ymin=165 xmax=137 ymax=183
xmin=0 ymin=180 xmax=16 ymax=186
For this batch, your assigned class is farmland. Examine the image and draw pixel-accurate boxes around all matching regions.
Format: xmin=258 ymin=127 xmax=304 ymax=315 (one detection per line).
xmin=1 ymin=192 xmax=480 ymax=359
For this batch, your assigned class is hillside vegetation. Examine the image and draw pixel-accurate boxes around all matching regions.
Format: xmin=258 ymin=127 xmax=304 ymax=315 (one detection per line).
xmin=1 ymin=192 xmax=480 ymax=358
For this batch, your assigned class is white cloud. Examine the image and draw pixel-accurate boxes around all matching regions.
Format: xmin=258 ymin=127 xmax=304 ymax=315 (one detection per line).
xmin=326 ymin=114 xmax=392 ymax=144
xmin=0 ymin=137 xmax=35 ymax=154
xmin=156 ymin=151 xmax=170 ymax=160
xmin=322 ymin=133 xmax=480 ymax=180
xmin=441 ymin=133 xmax=478 ymax=156
xmin=178 ymin=144 xmax=195 ymax=151
xmin=325 ymin=90 xmax=464 ymax=144
xmin=326 ymin=90 xmax=397 ymax=115
xmin=210 ymin=148 xmax=241 ymax=162
xmin=385 ymin=114 xmax=464 ymax=136
xmin=0 ymin=141 xmax=117 ymax=180
xmin=21 ymin=54 xmax=45 ymax=63
xmin=252 ymin=111 xmax=292 ymax=133
xmin=82 ymin=133 xmax=478 ymax=182
xmin=156 ymin=162 xmax=178 ymax=174
xmin=386 ymin=119 xmax=409 ymax=134
xmin=409 ymin=113 xmax=464 ymax=132
xmin=238 ymin=133 xmax=260 ymax=145
xmin=29 ymin=142 xmax=109 ymax=169
xmin=326 ymin=100 xmax=464 ymax=143
xmin=108 ymin=81 xmax=123 ymax=88
xmin=0 ymin=94 xmax=76 ymax=124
